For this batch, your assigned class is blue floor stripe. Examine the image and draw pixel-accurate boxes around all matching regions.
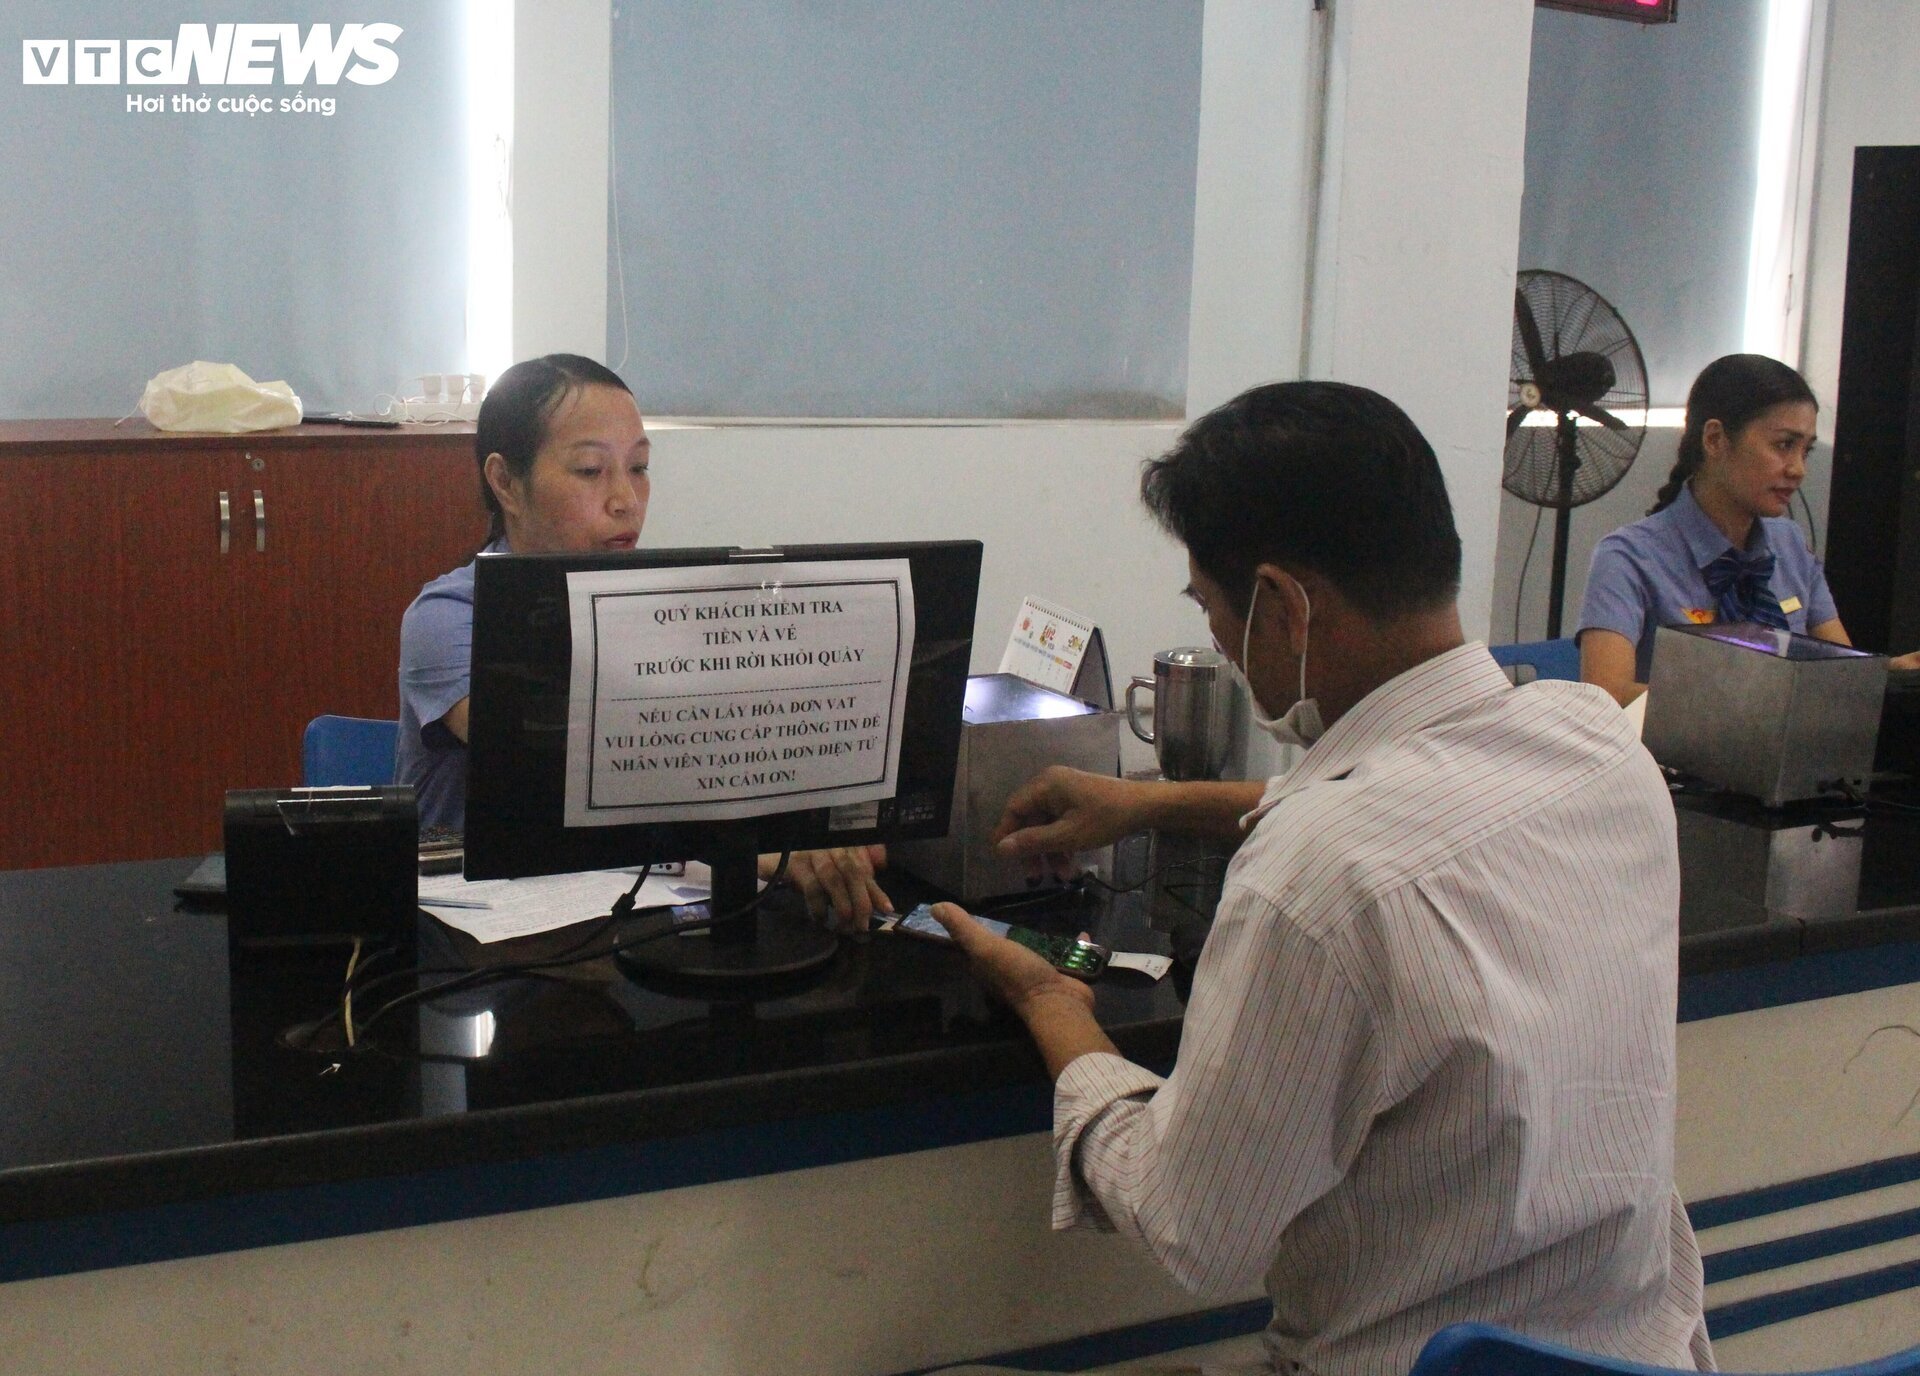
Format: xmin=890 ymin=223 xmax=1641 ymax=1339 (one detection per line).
xmin=1678 ymin=939 xmax=1920 ymax=1023
xmin=1691 ymin=1151 xmax=1920 ymax=1231
xmin=1704 ymin=1205 xmax=1920 ymax=1284
xmin=893 ymin=1301 xmax=1270 ymax=1375
xmin=1707 ymin=1255 xmax=1920 ymax=1338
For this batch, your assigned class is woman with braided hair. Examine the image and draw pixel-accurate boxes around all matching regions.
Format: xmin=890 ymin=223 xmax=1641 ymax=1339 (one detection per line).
xmin=1575 ymin=352 xmax=1918 ymax=706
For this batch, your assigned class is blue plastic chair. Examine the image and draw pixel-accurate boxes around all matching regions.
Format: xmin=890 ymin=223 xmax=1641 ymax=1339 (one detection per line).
xmin=1489 ymin=637 xmax=1582 ymax=684
xmin=1411 ymin=1322 xmax=1920 ymax=1376
xmin=301 ymin=715 xmax=400 ymax=787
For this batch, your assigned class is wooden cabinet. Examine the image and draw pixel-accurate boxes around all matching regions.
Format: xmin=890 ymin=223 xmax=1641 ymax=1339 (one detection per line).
xmin=0 ymin=420 xmax=486 ymax=869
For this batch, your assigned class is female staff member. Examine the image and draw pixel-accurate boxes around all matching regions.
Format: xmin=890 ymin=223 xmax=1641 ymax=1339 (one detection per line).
xmin=1577 ymin=353 xmax=1918 ymax=706
xmin=396 ymin=354 xmax=891 ymax=927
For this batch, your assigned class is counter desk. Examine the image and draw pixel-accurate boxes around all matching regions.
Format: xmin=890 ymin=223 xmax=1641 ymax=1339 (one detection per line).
xmin=7 ymin=797 xmax=1920 ymax=1375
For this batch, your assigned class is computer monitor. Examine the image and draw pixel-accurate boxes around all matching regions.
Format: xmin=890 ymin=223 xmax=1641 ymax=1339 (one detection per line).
xmin=465 ymin=540 xmax=982 ymax=983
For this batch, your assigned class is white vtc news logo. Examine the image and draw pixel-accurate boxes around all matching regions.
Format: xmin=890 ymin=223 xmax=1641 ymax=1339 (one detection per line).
xmin=22 ymin=24 xmax=402 ymax=86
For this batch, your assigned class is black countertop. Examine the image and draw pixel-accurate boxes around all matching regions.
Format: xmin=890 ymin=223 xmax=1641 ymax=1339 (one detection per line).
xmin=0 ymin=859 xmax=1187 ymax=1230
xmin=6 ymin=791 xmax=1920 ymax=1262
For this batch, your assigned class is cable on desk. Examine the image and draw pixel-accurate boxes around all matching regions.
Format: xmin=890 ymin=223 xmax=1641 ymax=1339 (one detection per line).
xmin=349 ymin=854 xmax=798 ymax=1052
xmin=950 ymin=855 xmax=1232 ymax=932
xmin=973 ymin=884 xmax=1094 ymax=917
xmin=371 ymin=866 xmax=654 ymax=992
xmin=1078 ymin=853 xmax=1232 ymax=898
xmin=961 ymin=855 xmax=1232 ymax=920
xmin=321 ymin=865 xmax=658 ymax=1052
xmin=342 ymin=937 xmax=363 ymax=1049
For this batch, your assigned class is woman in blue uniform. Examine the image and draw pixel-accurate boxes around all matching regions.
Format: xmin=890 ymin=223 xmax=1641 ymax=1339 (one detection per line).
xmin=1576 ymin=353 xmax=1917 ymax=705
xmin=396 ymin=353 xmax=893 ymax=926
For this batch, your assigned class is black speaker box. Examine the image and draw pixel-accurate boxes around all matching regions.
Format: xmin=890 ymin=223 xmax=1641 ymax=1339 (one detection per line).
xmin=223 ymin=786 xmax=419 ymax=949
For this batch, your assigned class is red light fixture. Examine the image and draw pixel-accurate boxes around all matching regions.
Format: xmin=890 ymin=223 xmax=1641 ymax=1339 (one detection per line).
xmin=1538 ymin=0 xmax=1677 ymax=22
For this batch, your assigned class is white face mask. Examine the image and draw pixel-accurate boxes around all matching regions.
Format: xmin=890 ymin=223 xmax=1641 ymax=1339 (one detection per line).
xmin=1241 ymin=576 xmax=1324 ymax=749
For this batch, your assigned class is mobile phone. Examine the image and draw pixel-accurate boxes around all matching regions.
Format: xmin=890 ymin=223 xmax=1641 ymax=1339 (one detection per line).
xmin=889 ymin=903 xmax=1111 ymax=980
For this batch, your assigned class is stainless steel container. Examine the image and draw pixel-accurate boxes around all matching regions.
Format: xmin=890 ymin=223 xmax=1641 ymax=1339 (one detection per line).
xmin=893 ymin=673 xmax=1121 ymax=903
xmin=1125 ymin=647 xmax=1236 ymax=781
xmin=1644 ymin=622 xmax=1888 ymax=807
xmin=1674 ymin=797 xmax=1863 ymax=930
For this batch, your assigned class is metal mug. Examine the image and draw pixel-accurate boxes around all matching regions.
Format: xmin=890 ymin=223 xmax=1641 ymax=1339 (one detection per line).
xmin=1125 ymin=647 xmax=1235 ymax=780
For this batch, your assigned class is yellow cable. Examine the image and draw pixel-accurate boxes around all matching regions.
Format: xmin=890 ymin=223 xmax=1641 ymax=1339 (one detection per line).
xmin=343 ymin=937 xmax=363 ymax=1048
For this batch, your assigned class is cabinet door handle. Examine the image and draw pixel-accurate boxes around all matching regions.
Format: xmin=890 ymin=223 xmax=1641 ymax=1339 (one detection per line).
xmin=253 ymin=490 xmax=266 ymax=552
xmin=218 ymin=491 xmax=231 ymax=555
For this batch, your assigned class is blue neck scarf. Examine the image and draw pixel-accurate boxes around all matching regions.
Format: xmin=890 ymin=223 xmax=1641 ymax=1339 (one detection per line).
xmin=1702 ymin=547 xmax=1788 ymax=630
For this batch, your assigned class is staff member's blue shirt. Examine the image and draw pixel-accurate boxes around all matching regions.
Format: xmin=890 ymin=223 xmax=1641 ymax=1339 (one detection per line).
xmin=396 ymin=538 xmax=508 ymax=832
xmin=1577 ymin=484 xmax=1835 ymax=683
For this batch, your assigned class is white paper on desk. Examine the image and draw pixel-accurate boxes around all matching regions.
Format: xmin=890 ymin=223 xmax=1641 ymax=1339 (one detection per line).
xmin=419 ymin=864 xmax=712 ymax=944
xmin=1108 ymin=951 xmax=1173 ymax=981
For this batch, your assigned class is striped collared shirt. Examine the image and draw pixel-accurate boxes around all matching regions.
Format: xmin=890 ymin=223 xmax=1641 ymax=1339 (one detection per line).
xmin=1054 ymin=643 xmax=1713 ymax=1375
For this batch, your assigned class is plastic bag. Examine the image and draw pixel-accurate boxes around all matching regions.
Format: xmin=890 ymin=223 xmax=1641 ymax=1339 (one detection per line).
xmin=138 ymin=361 xmax=303 ymax=433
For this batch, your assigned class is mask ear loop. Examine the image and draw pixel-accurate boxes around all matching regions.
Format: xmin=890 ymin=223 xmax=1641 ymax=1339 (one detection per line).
xmin=1293 ymin=581 xmax=1312 ymax=708
xmin=1240 ymin=580 xmax=1261 ymax=685
xmin=1241 ymin=574 xmax=1312 ymax=716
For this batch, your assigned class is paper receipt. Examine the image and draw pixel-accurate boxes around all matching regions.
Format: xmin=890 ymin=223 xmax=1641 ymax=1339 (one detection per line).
xmin=1107 ymin=951 xmax=1173 ymax=981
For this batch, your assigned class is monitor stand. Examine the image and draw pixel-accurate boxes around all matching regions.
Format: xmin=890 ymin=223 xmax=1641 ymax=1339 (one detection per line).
xmin=616 ymin=833 xmax=839 ymax=985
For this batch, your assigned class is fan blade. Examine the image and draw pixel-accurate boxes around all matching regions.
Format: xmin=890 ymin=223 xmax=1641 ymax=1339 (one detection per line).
xmin=1514 ymin=286 xmax=1549 ymax=378
xmin=1577 ymin=404 xmax=1630 ymax=432
xmin=1506 ymin=405 xmax=1530 ymax=440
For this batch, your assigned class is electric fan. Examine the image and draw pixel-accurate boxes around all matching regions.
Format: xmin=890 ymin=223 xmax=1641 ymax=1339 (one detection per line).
xmin=1505 ymin=268 xmax=1649 ymax=638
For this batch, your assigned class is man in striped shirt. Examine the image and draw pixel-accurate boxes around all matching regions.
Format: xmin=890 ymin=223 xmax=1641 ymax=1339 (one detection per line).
xmin=933 ymin=382 xmax=1713 ymax=1374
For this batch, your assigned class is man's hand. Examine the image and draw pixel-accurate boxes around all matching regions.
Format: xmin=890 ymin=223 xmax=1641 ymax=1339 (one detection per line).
xmin=762 ymin=845 xmax=893 ymax=932
xmin=928 ymin=902 xmax=1094 ymax=1016
xmin=930 ymin=903 xmax=1111 ymax=1078
xmin=1893 ymin=650 xmax=1920 ymax=672
xmin=991 ymin=767 xmax=1155 ymax=883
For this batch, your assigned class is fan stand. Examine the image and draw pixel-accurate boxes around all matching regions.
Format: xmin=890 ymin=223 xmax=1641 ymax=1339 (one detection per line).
xmin=1544 ymin=412 xmax=1581 ymax=640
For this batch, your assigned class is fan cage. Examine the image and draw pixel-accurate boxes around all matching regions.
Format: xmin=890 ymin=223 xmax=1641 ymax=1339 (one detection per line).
xmin=1505 ymin=268 xmax=1649 ymax=509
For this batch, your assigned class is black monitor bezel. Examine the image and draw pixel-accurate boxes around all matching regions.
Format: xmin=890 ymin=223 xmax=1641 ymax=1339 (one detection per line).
xmin=464 ymin=540 xmax=982 ymax=881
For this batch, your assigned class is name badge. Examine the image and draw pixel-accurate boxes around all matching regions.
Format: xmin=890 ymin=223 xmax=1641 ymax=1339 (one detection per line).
xmin=1780 ymin=596 xmax=1803 ymax=615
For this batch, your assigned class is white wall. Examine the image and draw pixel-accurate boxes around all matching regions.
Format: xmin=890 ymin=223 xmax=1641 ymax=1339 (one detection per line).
xmin=1520 ymin=3 xmax=1772 ymax=409
xmin=508 ymin=5 xmax=1209 ymax=777
xmin=511 ymin=0 xmax=609 ymax=363
xmin=1183 ymin=1 xmax=1319 ymax=417
xmin=513 ymin=0 xmax=1535 ymax=706
xmin=1491 ymin=427 xmax=1682 ymax=646
xmin=1305 ymin=0 xmax=1535 ymax=646
xmin=1188 ymin=0 xmax=1539 ymax=657
xmin=1799 ymin=0 xmax=1920 ymax=533
xmin=644 ymin=420 xmax=1199 ymax=775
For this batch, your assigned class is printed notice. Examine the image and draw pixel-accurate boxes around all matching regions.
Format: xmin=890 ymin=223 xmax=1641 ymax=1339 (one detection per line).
xmin=563 ymin=560 xmax=915 ymax=827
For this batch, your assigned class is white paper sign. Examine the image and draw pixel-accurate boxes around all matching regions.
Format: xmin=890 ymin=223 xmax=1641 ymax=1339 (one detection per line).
xmin=564 ymin=560 xmax=915 ymax=826
xmin=999 ymin=595 xmax=1097 ymax=695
